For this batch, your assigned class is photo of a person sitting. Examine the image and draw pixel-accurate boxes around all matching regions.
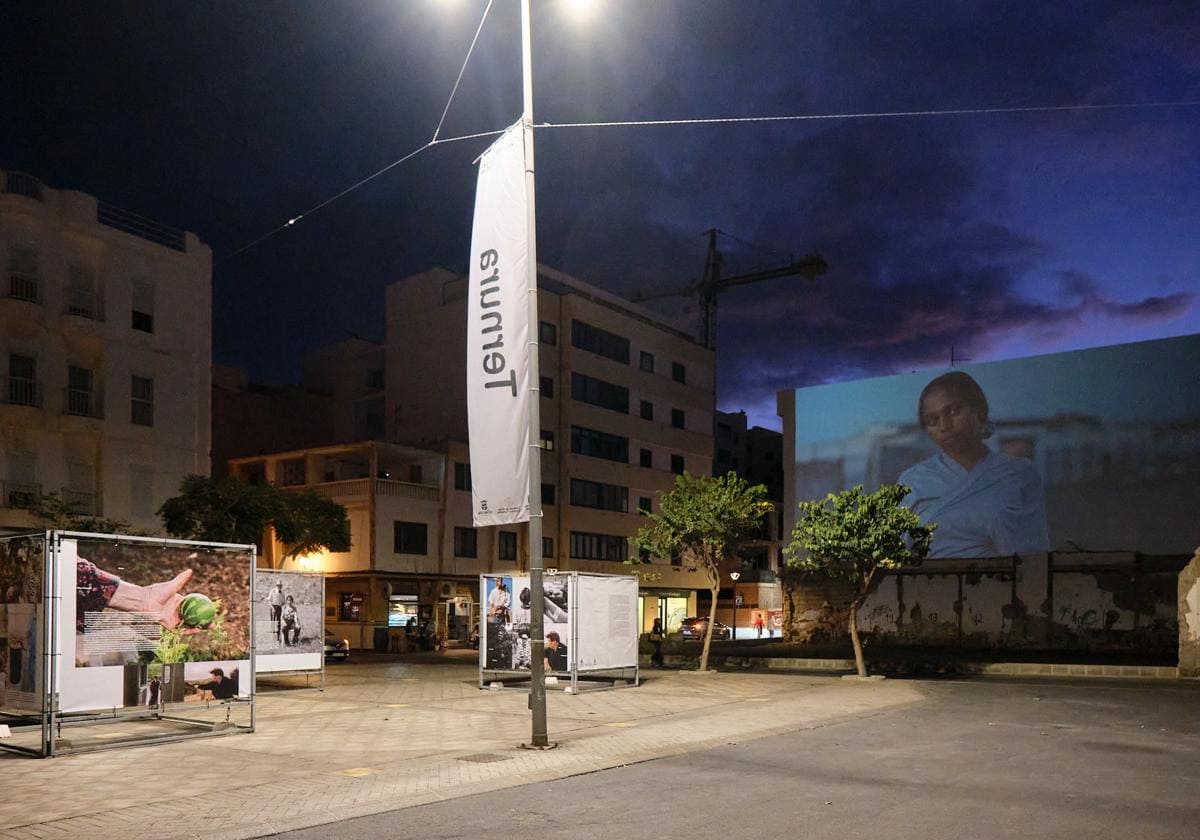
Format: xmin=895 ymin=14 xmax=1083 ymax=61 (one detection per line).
xmin=898 ymin=371 xmax=1049 ymax=558
xmin=543 ymin=631 xmax=568 ymax=673
xmin=280 ymin=595 xmax=301 ymax=646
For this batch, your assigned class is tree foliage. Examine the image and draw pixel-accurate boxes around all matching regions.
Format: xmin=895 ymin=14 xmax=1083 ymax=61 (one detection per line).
xmin=784 ymin=484 xmax=934 ymax=676
xmin=630 ymin=472 xmax=772 ymax=671
xmin=158 ymin=475 xmax=350 ymax=558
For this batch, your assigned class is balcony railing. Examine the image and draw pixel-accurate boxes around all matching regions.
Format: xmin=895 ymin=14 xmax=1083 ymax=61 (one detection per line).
xmin=97 ymin=201 xmax=187 ymax=252
xmin=7 ymin=273 xmax=40 ymax=304
xmin=376 ymin=479 xmax=439 ymax=502
xmin=65 ymin=387 xmax=104 ymax=419
xmin=286 ymin=477 xmax=440 ymax=503
xmin=1 ymin=481 xmax=42 ymax=509
xmin=62 ymin=488 xmax=100 ymax=517
xmin=64 ymin=292 xmax=105 ymax=321
xmin=2 ymin=171 xmax=43 ymax=202
xmin=1 ymin=377 xmax=42 ymax=408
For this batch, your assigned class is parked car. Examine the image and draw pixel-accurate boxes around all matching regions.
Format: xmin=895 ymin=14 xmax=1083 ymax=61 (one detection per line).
xmin=679 ymin=617 xmax=731 ymax=641
xmin=324 ymin=631 xmax=350 ymax=661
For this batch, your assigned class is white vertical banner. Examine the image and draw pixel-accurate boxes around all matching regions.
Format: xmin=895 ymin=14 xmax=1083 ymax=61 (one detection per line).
xmin=467 ymin=123 xmax=531 ymax=526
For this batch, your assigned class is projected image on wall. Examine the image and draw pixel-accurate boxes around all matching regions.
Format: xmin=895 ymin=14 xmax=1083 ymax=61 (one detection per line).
xmin=784 ymin=335 xmax=1200 ymax=557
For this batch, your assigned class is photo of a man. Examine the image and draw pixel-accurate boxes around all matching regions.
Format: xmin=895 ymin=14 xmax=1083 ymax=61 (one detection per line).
xmin=544 ymin=631 xmax=568 ymax=673
xmin=268 ymin=581 xmax=285 ymax=641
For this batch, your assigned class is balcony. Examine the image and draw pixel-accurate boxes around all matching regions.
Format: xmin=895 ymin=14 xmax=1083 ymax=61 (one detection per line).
xmin=2 ymin=171 xmax=43 ymax=202
xmin=62 ymin=488 xmax=100 ymax=517
xmin=64 ymin=292 xmax=105 ymax=322
xmin=286 ymin=477 xmax=440 ymax=503
xmin=65 ymin=387 xmax=104 ymax=419
xmin=7 ymin=273 xmax=40 ymax=304
xmin=1 ymin=481 xmax=42 ymax=509
xmin=1 ymin=377 xmax=42 ymax=408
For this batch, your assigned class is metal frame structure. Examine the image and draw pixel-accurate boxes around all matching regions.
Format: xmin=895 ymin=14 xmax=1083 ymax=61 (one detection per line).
xmin=478 ymin=572 xmax=639 ymax=695
xmin=0 ymin=530 xmax=256 ymax=757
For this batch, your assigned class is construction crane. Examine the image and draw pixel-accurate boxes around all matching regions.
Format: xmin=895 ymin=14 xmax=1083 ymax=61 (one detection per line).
xmin=631 ymin=229 xmax=827 ymax=350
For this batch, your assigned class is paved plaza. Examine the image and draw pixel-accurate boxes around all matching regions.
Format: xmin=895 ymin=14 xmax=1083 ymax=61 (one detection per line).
xmin=0 ymin=655 xmax=923 ymax=839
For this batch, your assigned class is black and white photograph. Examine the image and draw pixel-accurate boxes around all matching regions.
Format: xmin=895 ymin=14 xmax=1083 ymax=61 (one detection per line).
xmin=482 ymin=574 xmax=572 ymax=674
xmin=254 ymin=571 xmax=323 ymax=655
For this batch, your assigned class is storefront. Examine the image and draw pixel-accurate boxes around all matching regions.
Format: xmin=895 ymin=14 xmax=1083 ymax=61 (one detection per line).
xmin=637 ymin=589 xmax=695 ymax=635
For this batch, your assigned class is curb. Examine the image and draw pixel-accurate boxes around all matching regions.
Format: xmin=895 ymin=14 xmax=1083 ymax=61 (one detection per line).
xmin=640 ymin=655 xmax=1182 ymax=680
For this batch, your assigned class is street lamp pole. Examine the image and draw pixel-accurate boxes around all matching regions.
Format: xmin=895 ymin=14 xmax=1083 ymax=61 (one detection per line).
xmin=729 ymin=570 xmax=740 ymax=641
xmin=520 ymin=0 xmax=549 ymax=749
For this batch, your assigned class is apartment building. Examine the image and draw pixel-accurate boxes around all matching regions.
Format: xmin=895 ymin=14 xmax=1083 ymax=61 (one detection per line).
xmin=229 ymin=440 xmax=513 ymax=649
xmin=0 ymin=171 xmax=211 ymax=533
xmin=385 ymin=265 xmax=718 ymax=633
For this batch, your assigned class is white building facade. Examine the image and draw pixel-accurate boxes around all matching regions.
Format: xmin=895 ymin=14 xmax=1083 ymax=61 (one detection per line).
xmin=0 ymin=170 xmax=212 ymax=533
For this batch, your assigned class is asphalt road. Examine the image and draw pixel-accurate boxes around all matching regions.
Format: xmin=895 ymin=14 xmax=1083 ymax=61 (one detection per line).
xmin=279 ymin=678 xmax=1200 ymax=840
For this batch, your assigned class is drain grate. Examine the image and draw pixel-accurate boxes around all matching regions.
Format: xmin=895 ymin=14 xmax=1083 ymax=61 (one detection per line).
xmin=457 ymin=752 xmax=511 ymax=764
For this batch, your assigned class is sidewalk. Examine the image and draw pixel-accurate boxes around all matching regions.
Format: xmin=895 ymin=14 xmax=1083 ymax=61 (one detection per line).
xmin=0 ymin=660 xmax=924 ymax=840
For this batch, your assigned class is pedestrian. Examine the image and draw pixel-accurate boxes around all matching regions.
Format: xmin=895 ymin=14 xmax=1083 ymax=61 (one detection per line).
xmin=649 ymin=618 xmax=664 ymax=668
xmin=754 ymin=613 xmax=765 ymax=639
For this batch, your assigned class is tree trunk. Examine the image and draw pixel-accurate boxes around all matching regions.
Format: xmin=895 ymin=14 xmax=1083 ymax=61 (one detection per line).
xmin=848 ymin=597 xmax=867 ymax=677
xmin=699 ymin=571 xmax=720 ymax=672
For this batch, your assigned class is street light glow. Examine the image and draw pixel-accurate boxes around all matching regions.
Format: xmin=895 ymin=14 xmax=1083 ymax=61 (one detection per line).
xmin=562 ymin=0 xmax=596 ymax=19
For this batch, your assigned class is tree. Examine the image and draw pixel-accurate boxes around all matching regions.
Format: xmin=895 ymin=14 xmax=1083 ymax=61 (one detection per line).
xmin=158 ymin=475 xmax=350 ymax=559
xmin=784 ymin=484 xmax=934 ymax=677
xmin=630 ymin=472 xmax=772 ymax=672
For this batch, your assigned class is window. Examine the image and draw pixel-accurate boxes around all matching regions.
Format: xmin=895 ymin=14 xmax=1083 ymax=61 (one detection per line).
xmin=131 ymin=278 xmax=154 ymax=333
xmin=130 ymin=375 xmax=154 ymax=426
xmin=7 ymin=354 xmax=38 ymax=407
xmin=571 ymin=319 xmax=629 ymax=364
xmin=279 ymin=457 xmax=306 ymax=486
xmin=454 ymin=527 xmax=478 ymax=558
xmin=671 ymin=454 xmax=685 ymax=475
xmin=499 ymin=530 xmax=518 ymax=561
xmin=638 ymin=496 xmax=652 ymax=513
xmin=570 ymin=478 xmax=628 ymax=512
xmin=408 ymin=464 xmax=422 ymax=483
xmin=570 ymin=426 xmax=628 ymax=463
xmin=640 ymin=400 xmax=653 ymax=421
xmin=540 ymin=429 xmax=556 ymax=451
xmin=672 ymin=362 xmax=686 ymax=384
xmin=454 ymin=462 xmax=472 ymax=491
xmin=640 ymin=350 xmax=655 ymax=372
xmin=130 ymin=465 xmax=154 ymax=519
xmin=5 ymin=452 xmax=39 ymax=508
xmin=570 ymin=531 xmax=628 ymax=562
xmin=393 ymin=521 xmax=428 ymax=554
xmin=539 ymin=320 xmax=557 ymax=345
xmin=640 ymin=448 xmax=653 ymax=468
xmin=542 ymin=537 xmax=554 ymax=559
xmin=65 ymin=461 xmax=97 ymax=516
xmin=67 ymin=365 xmax=100 ymax=418
xmin=571 ymin=372 xmax=628 ymax=413
xmin=67 ymin=265 xmax=101 ymax=319
xmin=541 ymin=482 xmax=556 ymax=506
xmin=671 ymin=408 xmax=685 ymax=429
xmin=7 ymin=247 xmax=39 ymax=303
xmin=540 ymin=375 xmax=554 ymax=398
xmin=367 ymin=369 xmax=384 ymax=389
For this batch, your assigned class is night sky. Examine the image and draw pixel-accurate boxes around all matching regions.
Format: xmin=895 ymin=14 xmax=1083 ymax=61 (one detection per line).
xmin=4 ymin=1 xmax=1198 ymax=429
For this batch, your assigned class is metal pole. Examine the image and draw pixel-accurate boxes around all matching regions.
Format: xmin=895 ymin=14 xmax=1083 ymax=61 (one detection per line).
xmin=520 ymin=0 xmax=549 ymax=748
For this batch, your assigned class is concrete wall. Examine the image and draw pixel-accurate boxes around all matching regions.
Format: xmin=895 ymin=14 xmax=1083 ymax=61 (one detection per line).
xmin=783 ymin=552 xmax=1188 ymax=657
xmin=1179 ymin=549 xmax=1200 ymax=676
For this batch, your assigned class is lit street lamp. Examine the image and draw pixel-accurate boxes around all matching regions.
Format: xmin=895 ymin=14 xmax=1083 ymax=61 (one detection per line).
xmin=729 ymin=570 xmax=740 ymax=641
